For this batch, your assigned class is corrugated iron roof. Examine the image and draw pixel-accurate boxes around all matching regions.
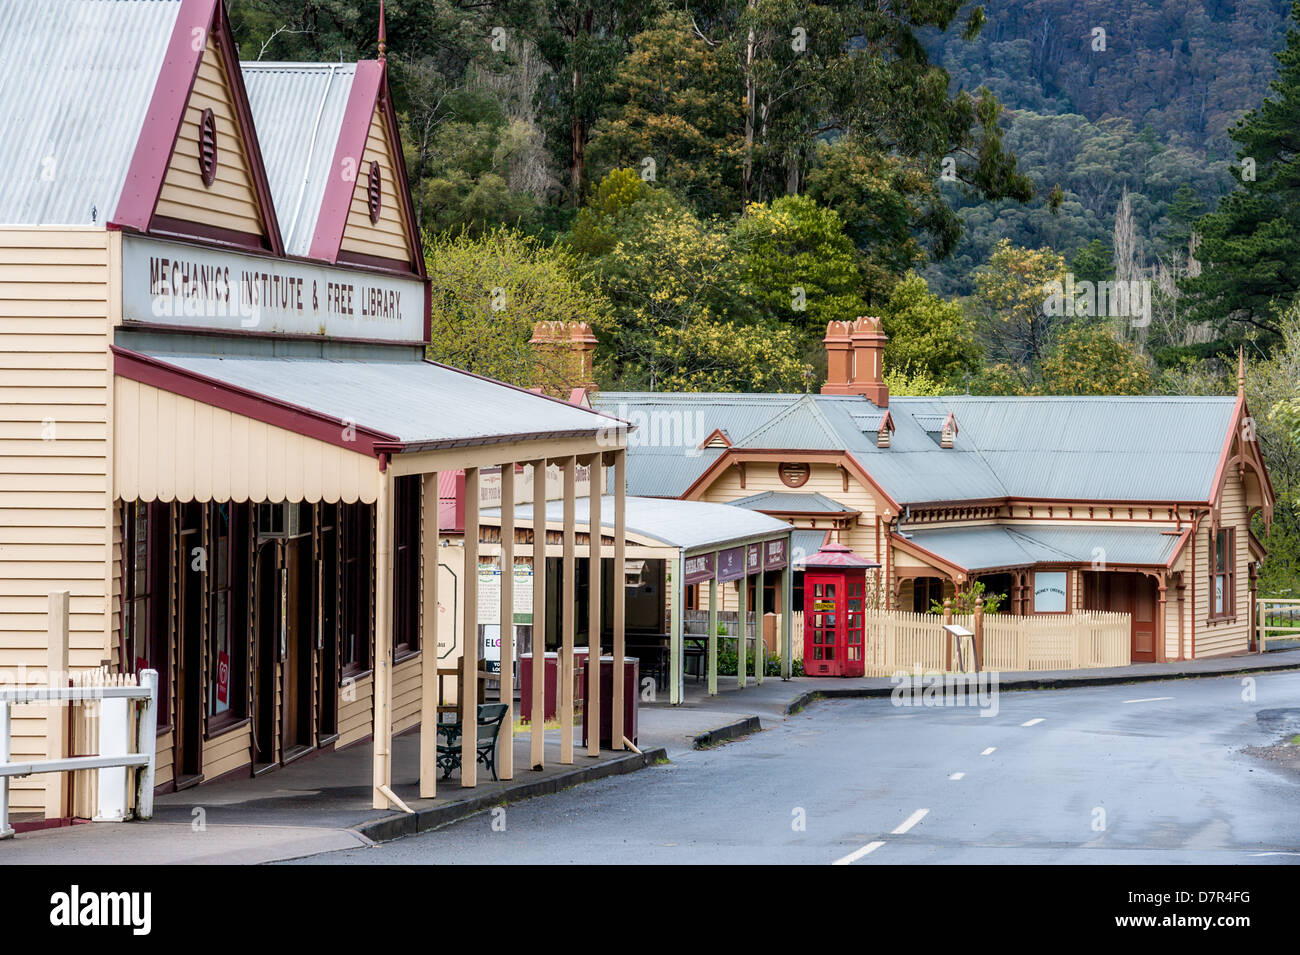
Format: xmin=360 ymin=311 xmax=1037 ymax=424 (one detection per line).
xmin=791 ymin=529 xmax=830 ymax=567
xmin=241 ymin=62 xmax=356 ymax=257
xmin=0 ymin=0 xmax=182 ymax=225
xmin=482 ymin=495 xmax=792 ymax=555
xmin=904 ymin=523 xmax=1183 ymax=573
xmin=142 ymin=352 xmax=623 ymax=450
xmin=594 ymin=391 xmax=1238 ymax=505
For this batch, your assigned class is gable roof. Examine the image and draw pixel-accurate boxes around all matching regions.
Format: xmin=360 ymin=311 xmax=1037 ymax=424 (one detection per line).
xmin=0 ymin=0 xmax=182 ymax=225
xmin=594 ymin=391 xmax=1241 ymax=506
xmin=240 ymin=62 xmax=357 ymax=257
xmin=113 ymin=0 xmax=284 ymax=252
xmin=307 ymin=59 xmax=424 ymax=273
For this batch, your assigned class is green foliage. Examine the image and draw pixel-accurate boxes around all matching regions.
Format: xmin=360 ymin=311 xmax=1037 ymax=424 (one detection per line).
xmin=1038 ymin=325 xmax=1155 ymax=395
xmin=567 ymin=168 xmax=651 ymax=256
xmin=1069 ymin=239 xmax=1113 ymax=285
xmin=586 ymin=11 xmax=744 ymax=217
xmin=879 ymin=273 xmax=981 ymax=387
xmin=715 ymin=645 xmax=799 ymax=678
xmin=929 ymin=580 xmax=1004 ymax=614
xmin=731 ymin=195 xmax=866 ymax=337
xmin=972 ymin=239 xmax=1068 ymax=367
xmin=1182 ymin=1 xmax=1300 ymax=345
xmin=423 ymin=228 xmax=609 ymax=390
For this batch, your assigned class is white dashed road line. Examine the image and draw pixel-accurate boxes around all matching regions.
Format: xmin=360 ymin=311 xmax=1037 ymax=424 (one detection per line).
xmin=832 ymin=841 xmax=885 ymax=865
xmin=980 ymin=747 xmax=996 ymax=756
xmin=1124 ymin=696 xmax=1173 ymax=704
xmin=1021 ymin=718 xmax=1044 ymax=726
xmin=832 ymin=809 xmax=930 ymax=865
xmin=948 ymin=772 xmax=965 ymax=780
xmin=892 ymin=808 xmax=930 ymax=834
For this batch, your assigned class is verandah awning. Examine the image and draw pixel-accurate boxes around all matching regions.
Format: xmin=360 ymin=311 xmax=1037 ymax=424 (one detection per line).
xmin=111 ymin=348 xmax=624 ymax=504
xmin=900 ymin=523 xmax=1187 ymax=575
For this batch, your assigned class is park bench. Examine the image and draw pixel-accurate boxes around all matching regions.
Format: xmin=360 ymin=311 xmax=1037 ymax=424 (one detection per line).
xmin=436 ymin=703 xmax=508 ymax=781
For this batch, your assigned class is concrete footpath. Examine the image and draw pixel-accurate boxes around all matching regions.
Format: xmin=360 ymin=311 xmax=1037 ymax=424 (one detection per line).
xmin=3 ymin=648 xmax=1298 ymax=864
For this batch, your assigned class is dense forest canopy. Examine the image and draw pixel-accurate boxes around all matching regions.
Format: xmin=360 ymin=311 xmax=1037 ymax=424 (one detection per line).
xmin=226 ymin=1 xmax=1300 ymax=590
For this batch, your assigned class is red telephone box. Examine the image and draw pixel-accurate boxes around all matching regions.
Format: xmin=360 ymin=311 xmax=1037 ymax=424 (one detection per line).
xmin=802 ymin=543 xmax=879 ymax=677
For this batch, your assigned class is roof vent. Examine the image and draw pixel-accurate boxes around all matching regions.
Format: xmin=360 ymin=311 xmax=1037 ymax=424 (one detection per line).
xmin=198 ymin=108 xmax=218 ymax=187
xmin=699 ymin=428 xmax=732 ymax=450
xmin=850 ymin=409 xmax=894 ymax=448
xmin=367 ymin=161 xmax=383 ymax=224
xmin=916 ymin=411 xmax=958 ymax=448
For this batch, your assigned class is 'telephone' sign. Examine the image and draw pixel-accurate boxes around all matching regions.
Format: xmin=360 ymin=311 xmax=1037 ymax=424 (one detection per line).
xmin=122 ymin=235 xmax=424 ymax=343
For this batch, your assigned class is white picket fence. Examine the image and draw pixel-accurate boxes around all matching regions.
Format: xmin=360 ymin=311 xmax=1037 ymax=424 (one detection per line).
xmin=0 ymin=669 xmax=158 ymax=837
xmin=860 ymin=611 xmax=1131 ymax=675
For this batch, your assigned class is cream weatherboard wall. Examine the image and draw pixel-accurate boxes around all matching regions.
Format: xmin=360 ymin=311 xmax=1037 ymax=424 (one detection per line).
xmin=339 ymin=102 xmax=416 ymax=266
xmin=152 ymin=38 xmax=269 ymax=242
xmin=0 ymin=227 xmax=117 ymax=812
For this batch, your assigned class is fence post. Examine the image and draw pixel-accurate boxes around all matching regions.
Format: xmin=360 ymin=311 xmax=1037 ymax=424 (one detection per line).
xmin=973 ymin=598 xmax=984 ymax=671
xmin=45 ymin=591 xmax=70 ymax=820
xmin=0 ymin=702 xmax=12 ymax=839
xmin=95 ymin=693 xmax=129 ymax=823
xmin=135 ymin=669 xmax=158 ymax=820
xmin=943 ymin=598 xmax=953 ymax=670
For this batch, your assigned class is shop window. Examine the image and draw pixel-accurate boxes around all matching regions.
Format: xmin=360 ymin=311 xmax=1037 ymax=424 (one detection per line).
xmin=121 ymin=501 xmax=170 ymax=728
xmin=341 ymin=502 xmax=374 ymax=676
xmin=1209 ymin=527 xmax=1235 ymax=620
xmin=207 ymin=502 xmax=249 ymax=727
xmin=1033 ymin=571 xmax=1068 ymax=613
xmin=393 ymin=476 xmax=421 ymax=659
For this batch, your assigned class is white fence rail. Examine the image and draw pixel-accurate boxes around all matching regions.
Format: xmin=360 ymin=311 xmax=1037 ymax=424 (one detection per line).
xmin=859 ymin=611 xmax=1131 ymax=675
xmin=0 ymin=669 xmax=158 ymax=838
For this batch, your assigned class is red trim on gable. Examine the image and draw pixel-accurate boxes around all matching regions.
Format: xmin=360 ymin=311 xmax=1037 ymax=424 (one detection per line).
xmin=889 ymin=532 xmax=970 ymax=581
xmin=114 ymin=0 xmax=217 ymax=231
xmin=1208 ymin=395 xmax=1276 ymax=522
xmin=112 ymin=0 xmax=285 ymax=255
xmin=308 ymin=62 xmax=425 ymax=277
xmin=111 ymin=346 xmax=398 ymax=458
xmin=310 ymin=61 xmax=382 ymax=263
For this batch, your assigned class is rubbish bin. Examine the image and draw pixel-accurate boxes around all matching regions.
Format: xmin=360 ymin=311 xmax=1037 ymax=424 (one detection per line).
xmin=519 ymin=650 xmax=590 ymax=723
xmin=581 ymin=656 xmax=639 ymax=748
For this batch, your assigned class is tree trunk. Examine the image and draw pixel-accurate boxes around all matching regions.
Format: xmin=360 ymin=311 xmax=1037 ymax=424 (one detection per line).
xmin=742 ymin=17 xmax=755 ymax=211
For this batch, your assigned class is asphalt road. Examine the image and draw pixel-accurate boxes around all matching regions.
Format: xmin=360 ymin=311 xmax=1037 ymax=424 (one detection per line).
xmin=285 ymin=671 xmax=1300 ymax=865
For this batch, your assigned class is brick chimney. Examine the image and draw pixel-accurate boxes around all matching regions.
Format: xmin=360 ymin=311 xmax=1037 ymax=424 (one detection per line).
xmin=821 ymin=316 xmax=889 ymax=407
xmin=529 ymin=321 xmax=598 ymax=399
xmin=820 ymin=320 xmax=854 ymax=395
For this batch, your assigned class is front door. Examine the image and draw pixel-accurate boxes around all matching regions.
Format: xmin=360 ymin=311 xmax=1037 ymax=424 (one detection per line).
xmin=1083 ymin=571 xmax=1158 ymax=663
xmin=1130 ymin=575 xmax=1157 ymax=662
xmin=280 ymin=534 xmax=314 ymax=761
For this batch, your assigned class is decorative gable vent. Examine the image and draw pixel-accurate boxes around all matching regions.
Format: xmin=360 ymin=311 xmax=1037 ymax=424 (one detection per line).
xmin=198 ymin=108 xmax=218 ymax=187
xmin=698 ymin=428 xmax=732 ymax=450
xmin=367 ymin=161 xmax=383 ymax=224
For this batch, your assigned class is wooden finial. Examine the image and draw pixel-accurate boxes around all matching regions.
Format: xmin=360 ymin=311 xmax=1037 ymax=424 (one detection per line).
xmin=1237 ymin=346 xmax=1245 ymax=397
xmin=377 ymin=0 xmax=387 ymax=61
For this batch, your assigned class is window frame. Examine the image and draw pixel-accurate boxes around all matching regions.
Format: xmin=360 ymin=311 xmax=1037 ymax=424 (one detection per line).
xmin=121 ymin=501 xmax=171 ymax=732
xmin=340 ymin=502 xmax=374 ymax=679
xmin=392 ymin=476 xmax=421 ymax=662
xmin=1208 ymin=526 xmax=1236 ymax=621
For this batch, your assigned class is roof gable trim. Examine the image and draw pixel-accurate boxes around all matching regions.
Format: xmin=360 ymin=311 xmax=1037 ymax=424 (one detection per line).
xmin=309 ymin=63 xmax=425 ymax=276
xmin=112 ymin=0 xmax=285 ymax=255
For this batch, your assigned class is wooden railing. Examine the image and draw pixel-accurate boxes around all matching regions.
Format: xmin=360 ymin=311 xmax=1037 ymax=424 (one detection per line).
xmin=1257 ymin=597 xmax=1300 ymax=651
xmin=859 ymin=610 xmax=1131 ymax=675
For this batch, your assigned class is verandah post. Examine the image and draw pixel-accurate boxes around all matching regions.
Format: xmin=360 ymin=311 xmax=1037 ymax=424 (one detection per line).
xmin=498 ymin=464 xmax=515 ymax=780
xmin=560 ymin=456 xmax=576 ymax=764
xmin=587 ymin=455 xmax=603 ymax=755
xmin=610 ymin=449 xmax=626 ymax=744
xmin=530 ymin=460 xmax=547 ymax=769
xmin=419 ymin=470 xmax=439 ymax=798
xmin=461 ymin=467 xmax=480 ymax=787
xmin=708 ymin=560 xmax=719 ymax=696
